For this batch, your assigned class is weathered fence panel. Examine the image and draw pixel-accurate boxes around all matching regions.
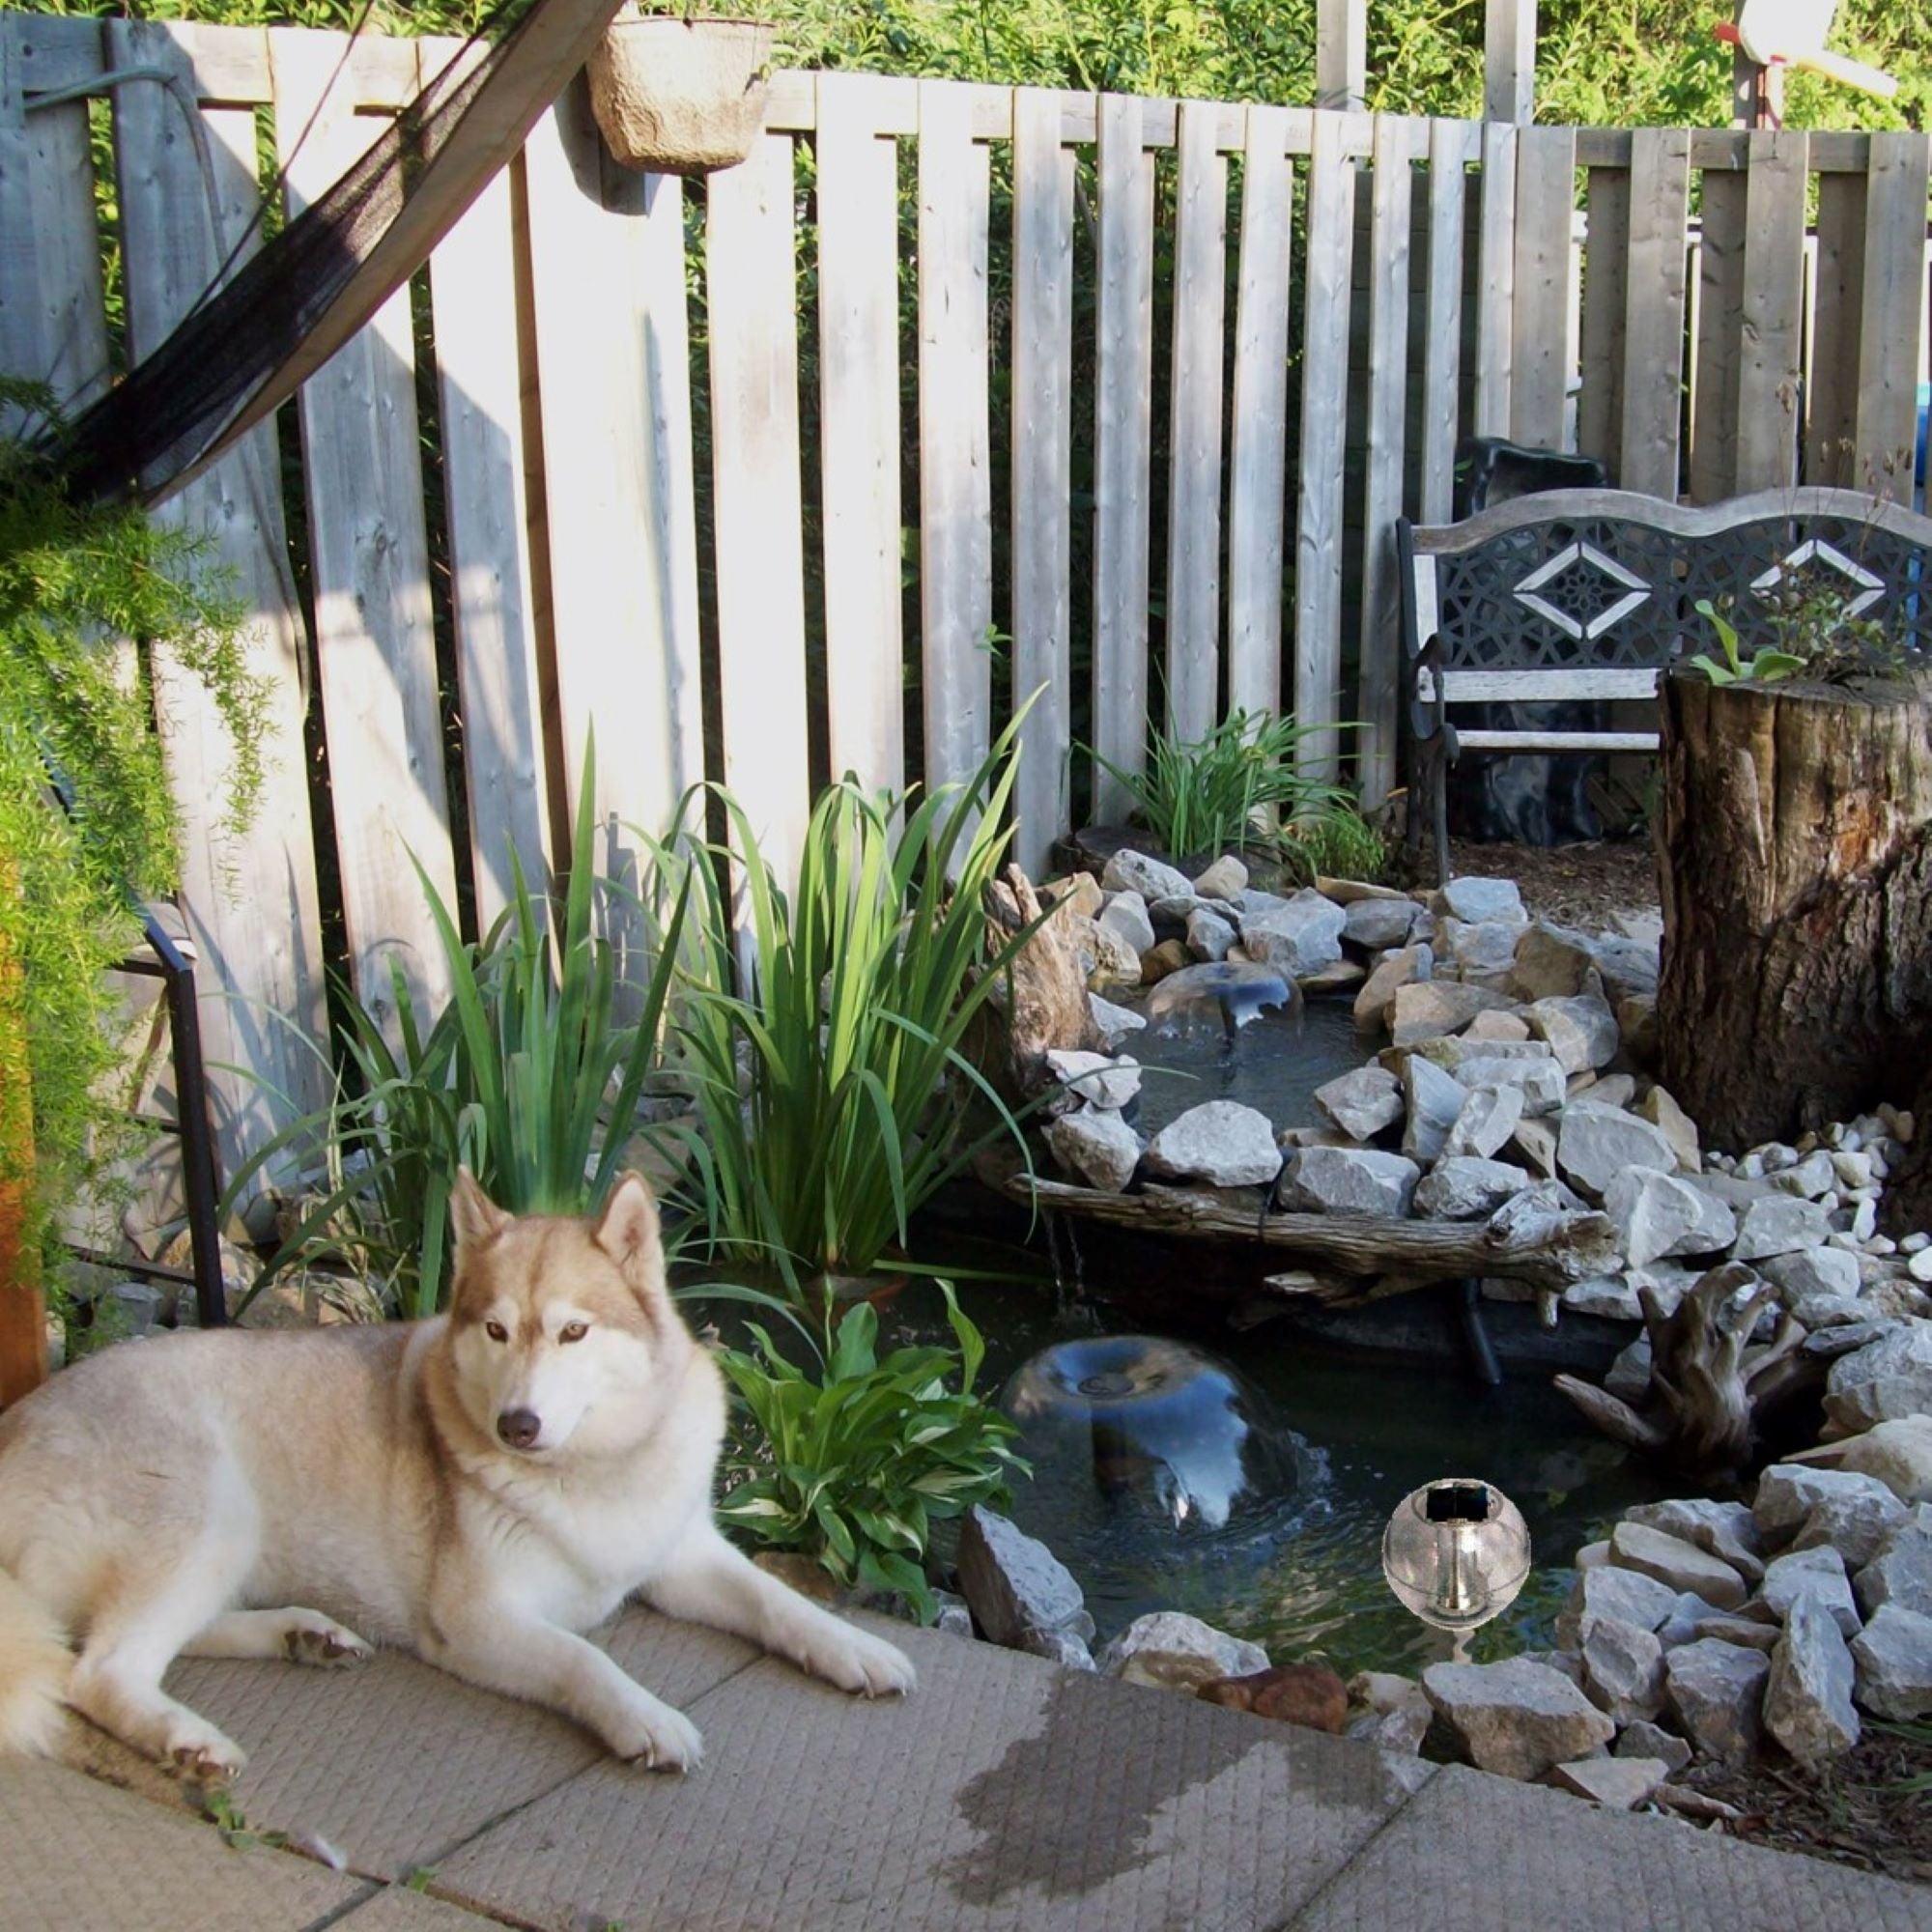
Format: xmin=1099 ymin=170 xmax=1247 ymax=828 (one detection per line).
xmin=8 ymin=11 xmax=1931 ymax=1188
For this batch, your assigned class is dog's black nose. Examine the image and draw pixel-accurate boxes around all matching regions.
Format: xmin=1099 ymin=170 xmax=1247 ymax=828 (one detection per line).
xmin=497 ymin=1407 xmax=542 ymax=1449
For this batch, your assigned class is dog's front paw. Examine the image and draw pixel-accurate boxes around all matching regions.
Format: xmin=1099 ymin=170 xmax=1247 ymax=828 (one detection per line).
xmin=165 ymin=1716 xmax=247 ymax=1785
xmin=605 ymin=1691 xmax=703 ymax=1774
xmin=797 ymin=1622 xmax=917 ymax=1699
xmin=281 ymin=1617 xmax=374 ymax=1667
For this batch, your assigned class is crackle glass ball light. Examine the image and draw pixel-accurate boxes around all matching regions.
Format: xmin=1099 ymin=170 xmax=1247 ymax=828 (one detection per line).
xmin=1381 ymin=1479 xmax=1532 ymax=1632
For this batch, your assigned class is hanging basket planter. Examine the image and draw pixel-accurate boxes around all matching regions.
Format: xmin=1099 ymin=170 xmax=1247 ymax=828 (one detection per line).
xmin=586 ymin=14 xmax=776 ymax=177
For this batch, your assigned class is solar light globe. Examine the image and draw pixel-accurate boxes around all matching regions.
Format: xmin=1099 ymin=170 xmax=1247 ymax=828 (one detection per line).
xmin=1381 ymin=1479 xmax=1531 ymax=1632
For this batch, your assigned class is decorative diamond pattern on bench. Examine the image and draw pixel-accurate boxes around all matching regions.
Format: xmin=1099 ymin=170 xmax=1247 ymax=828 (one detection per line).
xmin=1430 ymin=512 xmax=1932 ymax=670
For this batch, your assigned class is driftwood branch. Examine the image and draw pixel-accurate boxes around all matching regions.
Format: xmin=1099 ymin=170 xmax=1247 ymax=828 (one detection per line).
xmin=1553 ymin=1262 xmax=1826 ymax=1481
xmin=980 ymin=1154 xmax=1621 ymax=1293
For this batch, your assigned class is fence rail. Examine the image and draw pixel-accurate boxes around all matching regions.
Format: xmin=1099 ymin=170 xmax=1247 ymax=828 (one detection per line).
xmin=2 ymin=13 xmax=1927 ymax=1184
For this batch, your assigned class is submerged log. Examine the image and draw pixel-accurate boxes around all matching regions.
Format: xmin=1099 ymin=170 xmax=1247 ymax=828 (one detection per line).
xmin=980 ymin=1155 xmax=1621 ymax=1294
xmin=1655 ymin=668 xmax=1932 ymax=1151
xmin=1552 ymin=1263 xmax=1822 ymax=1481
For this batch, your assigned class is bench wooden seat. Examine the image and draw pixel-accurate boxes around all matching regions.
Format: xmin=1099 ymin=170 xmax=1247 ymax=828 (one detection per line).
xmin=1398 ymin=485 xmax=1932 ymax=881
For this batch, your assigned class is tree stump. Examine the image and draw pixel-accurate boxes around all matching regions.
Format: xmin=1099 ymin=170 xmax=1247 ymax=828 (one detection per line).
xmin=1654 ymin=668 xmax=1932 ymax=1151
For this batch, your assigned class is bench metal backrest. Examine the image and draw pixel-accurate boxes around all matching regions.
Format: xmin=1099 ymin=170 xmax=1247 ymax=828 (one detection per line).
xmin=1399 ymin=486 xmax=1932 ymax=757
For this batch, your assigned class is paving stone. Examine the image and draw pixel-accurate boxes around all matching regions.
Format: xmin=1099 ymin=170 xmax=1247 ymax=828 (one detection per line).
xmin=0 ymin=1757 xmax=361 ymax=1931
xmin=1421 ymin=1657 xmax=1614 ymax=1781
xmin=1608 ymin=1521 xmax=1747 ymax=1609
xmin=1291 ymin=1760 xmax=1932 ymax=1932
xmin=1550 ymin=1754 xmax=1668 ymax=1809
xmin=1763 ymin=1593 xmax=1861 ymax=1765
xmin=1664 ymin=1639 xmax=1770 ymax=1762
xmin=431 ymin=1622 xmax=1425 ymax=1932
xmin=1851 ymin=1603 xmax=1932 ymax=1719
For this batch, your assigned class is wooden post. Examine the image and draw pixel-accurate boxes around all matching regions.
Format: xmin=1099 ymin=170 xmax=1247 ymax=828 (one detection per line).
xmin=1484 ymin=0 xmax=1537 ymax=124
xmin=1316 ymin=0 xmax=1366 ymax=111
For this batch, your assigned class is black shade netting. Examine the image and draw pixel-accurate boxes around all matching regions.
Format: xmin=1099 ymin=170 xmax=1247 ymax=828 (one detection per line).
xmin=41 ymin=0 xmax=559 ymax=509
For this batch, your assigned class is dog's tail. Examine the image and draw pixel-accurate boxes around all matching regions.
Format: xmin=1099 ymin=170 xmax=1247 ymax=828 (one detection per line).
xmin=0 ymin=1566 xmax=71 ymax=1755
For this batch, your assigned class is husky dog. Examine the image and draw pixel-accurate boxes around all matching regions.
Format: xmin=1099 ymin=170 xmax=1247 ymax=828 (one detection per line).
xmin=0 ymin=1171 xmax=914 ymax=1779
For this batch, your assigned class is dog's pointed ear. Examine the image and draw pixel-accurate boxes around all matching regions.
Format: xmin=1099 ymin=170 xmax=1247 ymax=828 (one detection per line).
xmin=450 ymin=1167 xmax=508 ymax=1253
xmin=594 ymin=1172 xmax=670 ymax=1321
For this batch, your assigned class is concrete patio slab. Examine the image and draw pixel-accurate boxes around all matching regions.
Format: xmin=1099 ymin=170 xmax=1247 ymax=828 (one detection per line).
xmin=0 ymin=1755 xmax=360 ymax=1932
xmin=1289 ymin=1762 xmax=1932 ymax=1930
xmin=327 ymin=1883 xmax=523 ymax=1929
xmin=428 ymin=1620 xmax=1428 ymax=1932
xmin=56 ymin=1605 xmax=756 ymax=1882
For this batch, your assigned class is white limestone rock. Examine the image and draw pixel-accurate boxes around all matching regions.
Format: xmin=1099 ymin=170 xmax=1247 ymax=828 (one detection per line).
xmin=1435 ymin=876 xmax=1526 ymax=924
xmin=1402 ymin=1054 xmax=1466 ymax=1164
xmin=1551 ymin=1755 xmax=1669 ymax=1809
xmin=1421 ymin=1656 xmax=1614 ymax=1781
xmin=1525 ymin=993 xmax=1621 ymax=1074
xmin=1851 ymin=1603 xmax=1932 ymax=1719
xmin=1238 ymin=890 xmax=1348 ymax=980
xmin=1614 ymin=1719 xmax=1691 ymax=1777
xmin=1442 ymin=1083 xmax=1524 ymax=1161
xmin=1275 ymin=1145 xmax=1419 ymax=1218
xmin=1044 ymin=1109 xmax=1144 ymax=1193
xmin=1554 ymin=1563 xmax=1680 ymax=1648
xmin=1313 ymin=1065 xmax=1404 ymax=1142
xmin=1342 ymin=895 xmax=1419 ymax=951
xmin=1388 ymin=979 xmax=1516 ymax=1046
xmin=1556 ymin=1101 xmax=1678 ymax=1200
xmin=1097 ymin=890 xmax=1157 ymax=957
xmin=1854 ymin=1508 xmax=1932 ymax=1617
xmin=1352 ymin=943 xmax=1432 ymax=1032
xmin=1759 ymin=1245 xmax=1862 ymax=1304
xmin=1732 ymin=1194 xmax=1834 ymax=1263
xmin=1185 ymin=905 xmax=1236 ymax=962
xmin=1102 ymin=848 xmax=1195 ymax=904
xmin=1663 ymin=1639 xmax=1771 ymax=1762
xmin=1414 ymin=1157 xmax=1532 ymax=1222
xmin=1456 ymin=1053 xmax=1568 ymax=1117
xmin=1089 ymin=992 xmax=1148 ymax=1048
xmin=1190 ymin=854 xmax=1248 ymax=901
xmin=1636 ymin=1086 xmax=1703 ymax=1174
xmin=1623 ymin=1498 xmax=1766 ymax=1585
xmin=1763 ymin=1592 xmax=1861 ymax=1764
xmin=1579 ymin=1616 xmax=1666 ymax=1724
xmin=1603 ymin=1169 xmax=1735 ymax=1268
xmin=1759 ymin=1545 xmax=1861 ymax=1638
xmin=1144 ymin=1102 xmax=1283 ymax=1189
xmin=1608 ymin=1521 xmax=1747 ymax=1608
xmin=1097 ymin=1611 xmax=1268 ymax=1693
xmin=1825 ymin=1321 xmax=1932 ymax=1433
xmin=1044 ymin=1049 xmax=1142 ymax=1112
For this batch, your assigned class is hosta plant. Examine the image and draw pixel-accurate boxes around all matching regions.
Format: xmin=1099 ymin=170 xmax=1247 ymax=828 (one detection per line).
xmin=714 ymin=1285 xmax=1025 ymax=1620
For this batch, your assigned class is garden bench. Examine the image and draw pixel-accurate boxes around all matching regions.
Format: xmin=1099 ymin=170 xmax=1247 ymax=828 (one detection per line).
xmin=1398 ymin=485 xmax=1932 ymax=881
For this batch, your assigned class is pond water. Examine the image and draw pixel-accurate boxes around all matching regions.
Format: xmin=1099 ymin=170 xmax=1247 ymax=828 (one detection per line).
xmin=885 ymin=1279 xmax=1663 ymax=1678
xmin=1128 ymin=995 xmax=1372 ymax=1139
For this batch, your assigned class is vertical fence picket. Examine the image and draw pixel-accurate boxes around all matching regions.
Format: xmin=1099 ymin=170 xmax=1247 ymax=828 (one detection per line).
xmin=1734 ymin=128 xmax=1806 ymax=493
xmin=109 ymin=19 xmax=328 ymax=1175
xmin=917 ymin=80 xmax=992 ymax=803
xmin=1294 ymin=109 xmax=1361 ymax=780
xmin=1474 ymin=121 xmax=1518 ymax=438
xmin=271 ymin=30 xmax=455 ymax=1034
xmin=1855 ymin=132 xmax=1932 ymax=491
xmin=1577 ymin=160 xmax=1630 ymax=483
xmin=423 ymin=40 xmax=551 ymax=930
xmin=817 ymin=73 xmax=904 ymax=801
xmin=707 ymin=131 xmax=810 ymax=891
xmin=1690 ymin=162 xmax=1747 ymax=502
xmin=1010 ymin=88 xmax=1075 ymax=877
xmin=1508 ymin=125 xmax=1575 ymax=450
xmin=1358 ymin=114 xmax=1413 ymax=807
xmin=1418 ymin=119 xmax=1474 ymax=523
xmin=524 ymin=85 xmax=703 ymax=869
xmin=1227 ymin=103 xmax=1296 ymax=722
xmin=1092 ymin=93 xmax=1154 ymax=820
xmin=1165 ymin=99 xmax=1227 ymax=743
xmin=1809 ymin=163 xmax=1867 ymax=488
xmin=1618 ymin=128 xmax=1690 ymax=497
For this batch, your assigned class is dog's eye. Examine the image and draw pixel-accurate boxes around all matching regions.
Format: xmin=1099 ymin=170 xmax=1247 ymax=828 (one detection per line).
xmin=485 ymin=1321 xmax=508 ymax=1344
xmin=559 ymin=1321 xmax=588 ymax=1344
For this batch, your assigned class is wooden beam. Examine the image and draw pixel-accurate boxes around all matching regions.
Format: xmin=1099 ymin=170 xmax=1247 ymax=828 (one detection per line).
xmin=1484 ymin=0 xmax=1537 ymax=126
xmin=1316 ymin=0 xmax=1366 ymax=112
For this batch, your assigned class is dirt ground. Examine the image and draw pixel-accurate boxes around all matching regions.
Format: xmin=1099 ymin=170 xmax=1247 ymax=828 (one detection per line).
xmin=1684 ymin=1728 xmax=1932 ymax=1886
xmin=1424 ymin=835 xmax=1663 ymax=934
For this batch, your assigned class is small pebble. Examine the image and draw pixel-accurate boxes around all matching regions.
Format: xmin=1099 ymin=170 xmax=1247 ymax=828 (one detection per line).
xmin=1880 ymin=1101 xmax=1902 ymax=1134
xmin=1911 ymin=1248 xmax=1932 ymax=1285
xmin=1761 ymin=1144 xmax=1798 ymax=1173
xmin=1902 ymin=1232 xmax=1931 ymax=1256
xmin=1739 ymin=1153 xmax=1765 ymax=1179
xmin=1854 ymin=1113 xmax=1887 ymax=1143
xmin=1826 ymin=1232 xmax=1861 ymax=1251
xmin=1819 ymin=1190 xmax=1842 ymax=1214
xmin=1869 ymin=1151 xmax=1891 ymax=1181
xmin=1836 ymin=1125 xmax=1864 ymax=1152
xmin=1866 ymin=1236 xmax=1898 ymax=1256
xmin=1796 ymin=1130 xmax=1820 ymax=1155
xmin=1898 ymin=1111 xmax=1917 ymax=1145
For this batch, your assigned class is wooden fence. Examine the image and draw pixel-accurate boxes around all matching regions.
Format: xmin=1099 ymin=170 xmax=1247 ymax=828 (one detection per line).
xmin=2 ymin=13 xmax=1928 ymax=1181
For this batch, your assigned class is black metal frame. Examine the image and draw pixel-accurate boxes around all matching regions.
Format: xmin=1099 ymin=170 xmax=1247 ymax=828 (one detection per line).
xmin=68 ymin=910 xmax=228 ymax=1330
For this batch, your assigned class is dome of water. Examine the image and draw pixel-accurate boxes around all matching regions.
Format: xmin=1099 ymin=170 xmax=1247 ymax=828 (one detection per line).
xmin=1001 ymin=1335 xmax=1317 ymax=1534
xmin=1143 ymin=961 xmax=1301 ymax=1035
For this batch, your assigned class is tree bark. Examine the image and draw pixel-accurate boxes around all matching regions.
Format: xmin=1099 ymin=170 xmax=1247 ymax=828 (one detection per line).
xmin=1655 ymin=669 xmax=1932 ymax=1151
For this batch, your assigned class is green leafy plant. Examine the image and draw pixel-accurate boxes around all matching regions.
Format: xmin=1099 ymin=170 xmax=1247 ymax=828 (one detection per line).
xmin=225 ymin=738 xmax=688 ymax=1318
xmin=1686 ymin=597 xmax=1808 ymax=687
xmin=1278 ymin=804 xmax=1391 ymax=885
xmin=715 ymin=1284 xmax=1025 ymax=1619
xmin=1 ymin=380 xmax=267 ymax=1289
xmin=1088 ymin=708 xmax=1364 ymax=860
xmin=646 ymin=730 xmax=1040 ymax=1293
